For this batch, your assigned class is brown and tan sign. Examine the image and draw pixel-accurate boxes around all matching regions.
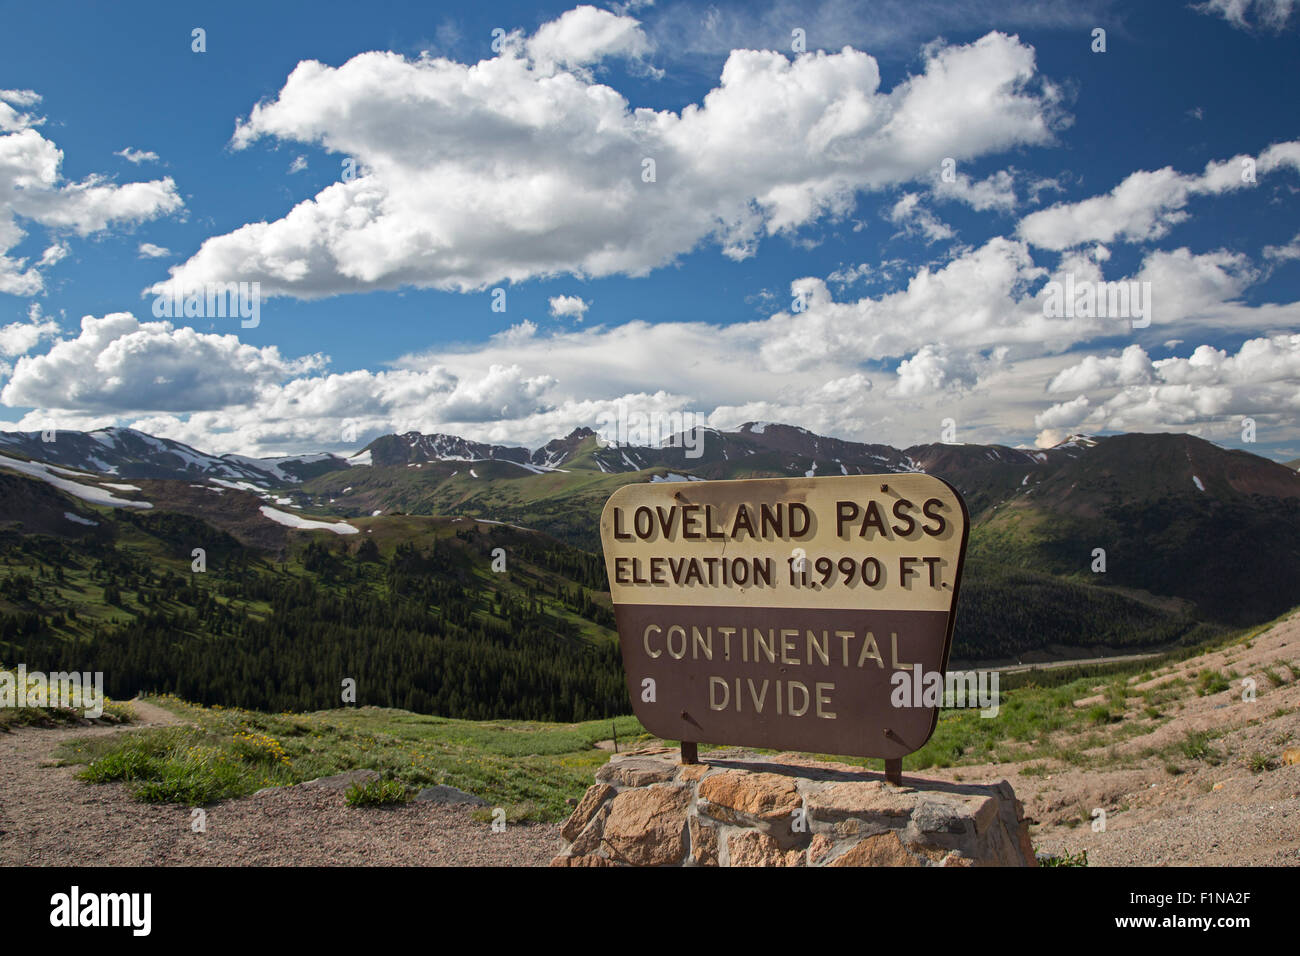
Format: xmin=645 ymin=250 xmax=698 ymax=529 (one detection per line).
xmin=599 ymin=474 xmax=969 ymax=760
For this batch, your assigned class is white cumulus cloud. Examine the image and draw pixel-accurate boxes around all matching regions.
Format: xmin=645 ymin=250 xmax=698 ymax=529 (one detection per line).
xmin=1037 ymin=334 xmax=1300 ymax=436
xmin=1 ymin=96 xmax=182 ymax=295
xmin=114 ymin=147 xmax=160 ymax=165
xmin=157 ymin=24 xmax=1061 ymax=299
xmin=887 ymin=193 xmax=955 ymax=243
xmin=549 ymin=294 xmax=589 ymax=320
xmin=0 ymin=304 xmax=59 ymax=358
xmin=525 ymin=4 xmax=653 ymax=70
xmin=1 ymin=313 xmax=325 ymax=413
xmin=930 ymin=168 xmax=1018 ymax=211
xmin=1018 ymin=141 xmax=1300 ymax=251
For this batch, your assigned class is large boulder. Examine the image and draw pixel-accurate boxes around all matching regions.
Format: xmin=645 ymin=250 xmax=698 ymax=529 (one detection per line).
xmin=300 ymin=769 xmax=381 ymax=791
xmin=552 ymin=749 xmax=1036 ymax=867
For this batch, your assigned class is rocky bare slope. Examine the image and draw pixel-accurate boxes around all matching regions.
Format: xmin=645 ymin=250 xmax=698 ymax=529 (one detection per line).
xmin=938 ymin=610 xmax=1300 ymax=866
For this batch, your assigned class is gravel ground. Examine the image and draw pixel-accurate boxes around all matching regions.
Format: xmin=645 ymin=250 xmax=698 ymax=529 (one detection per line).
xmin=920 ymin=611 xmax=1300 ymax=866
xmin=0 ymin=701 xmax=557 ymax=867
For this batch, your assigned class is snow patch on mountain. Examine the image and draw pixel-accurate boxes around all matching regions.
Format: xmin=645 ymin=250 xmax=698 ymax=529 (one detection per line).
xmin=209 ymin=478 xmax=265 ymax=493
xmin=223 ymin=452 xmax=339 ymax=482
xmin=259 ymin=506 xmax=357 ymax=535
xmin=0 ymin=453 xmax=152 ymax=509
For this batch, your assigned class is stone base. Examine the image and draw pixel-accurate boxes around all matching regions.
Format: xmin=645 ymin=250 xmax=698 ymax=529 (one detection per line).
xmin=551 ymin=748 xmax=1036 ymax=867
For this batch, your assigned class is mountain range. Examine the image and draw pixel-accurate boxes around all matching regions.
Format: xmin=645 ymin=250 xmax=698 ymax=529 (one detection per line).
xmin=2 ymin=421 xmax=1300 ymax=680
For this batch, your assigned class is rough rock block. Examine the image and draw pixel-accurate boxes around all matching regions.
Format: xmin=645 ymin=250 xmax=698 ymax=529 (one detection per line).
xmin=552 ymin=750 xmax=1036 ymax=867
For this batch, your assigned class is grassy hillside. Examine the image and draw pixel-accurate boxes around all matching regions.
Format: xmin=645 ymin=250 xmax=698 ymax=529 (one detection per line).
xmin=3 ymin=427 xmax=1297 ymax=722
xmin=54 ymin=606 xmax=1296 ymax=825
xmin=0 ymin=449 xmax=1236 ymax=711
xmin=294 ymin=432 xmax=1300 ymax=634
xmin=950 ymin=557 xmax=1222 ymax=663
xmin=0 ymin=472 xmax=625 ymax=721
xmin=56 ymin=696 xmax=648 ymax=822
xmin=299 ymin=452 xmax=637 ymax=551
xmin=974 ymin=497 xmax=1300 ymax=625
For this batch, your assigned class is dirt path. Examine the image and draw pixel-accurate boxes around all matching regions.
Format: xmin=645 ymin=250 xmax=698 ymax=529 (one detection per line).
xmin=0 ymin=699 xmax=556 ymax=866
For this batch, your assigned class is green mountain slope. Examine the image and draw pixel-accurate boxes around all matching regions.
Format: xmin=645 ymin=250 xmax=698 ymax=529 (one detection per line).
xmin=0 ymin=468 xmax=624 ymax=721
xmin=296 ymin=430 xmax=1300 ymax=630
xmin=3 ymin=424 xmax=1294 ymax=712
xmin=973 ymin=434 xmax=1300 ymax=623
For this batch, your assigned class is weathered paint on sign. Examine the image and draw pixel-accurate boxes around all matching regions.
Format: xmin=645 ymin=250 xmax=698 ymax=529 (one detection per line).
xmin=599 ymin=474 xmax=969 ymax=759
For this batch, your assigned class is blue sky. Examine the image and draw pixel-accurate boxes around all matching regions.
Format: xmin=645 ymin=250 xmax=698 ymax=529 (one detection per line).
xmin=1 ymin=0 xmax=1298 ymax=460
